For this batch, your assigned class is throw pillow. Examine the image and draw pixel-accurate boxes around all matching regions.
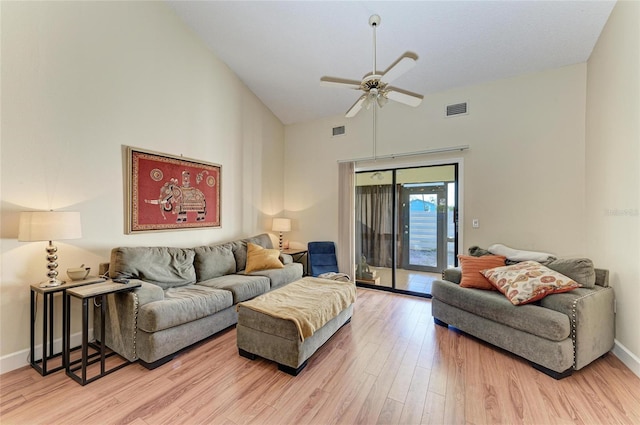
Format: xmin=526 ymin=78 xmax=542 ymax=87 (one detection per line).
xmin=458 ymin=255 xmax=506 ymax=290
xmin=481 ymin=260 xmax=580 ymax=305
xmin=245 ymin=242 xmax=284 ymax=274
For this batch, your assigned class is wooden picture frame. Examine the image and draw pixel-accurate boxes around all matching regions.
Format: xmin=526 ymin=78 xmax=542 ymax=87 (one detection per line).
xmin=126 ymin=146 xmax=221 ymax=233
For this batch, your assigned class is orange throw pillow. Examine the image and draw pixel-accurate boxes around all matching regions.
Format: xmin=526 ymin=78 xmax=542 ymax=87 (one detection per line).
xmin=458 ymin=255 xmax=507 ymax=290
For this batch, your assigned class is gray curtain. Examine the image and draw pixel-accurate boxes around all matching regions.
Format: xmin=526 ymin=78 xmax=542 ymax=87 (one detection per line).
xmin=355 ymin=184 xmax=393 ymax=268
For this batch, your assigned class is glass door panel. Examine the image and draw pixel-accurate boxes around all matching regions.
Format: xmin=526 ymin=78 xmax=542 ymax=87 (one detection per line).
xmin=402 ymin=185 xmax=446 ymax=272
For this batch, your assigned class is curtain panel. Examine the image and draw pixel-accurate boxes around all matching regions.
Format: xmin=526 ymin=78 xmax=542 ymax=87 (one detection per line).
xmin=338 ymin=162 xmax=355 ymax=279
xmin=355 ymin=184 xmax=394 ymax=268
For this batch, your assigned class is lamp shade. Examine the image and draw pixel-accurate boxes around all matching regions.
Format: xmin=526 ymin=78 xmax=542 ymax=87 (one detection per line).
xmin=271 ymin=218 xmax=291 ymax=232
xmin=18 ymin=211 xmax=82 ymax=242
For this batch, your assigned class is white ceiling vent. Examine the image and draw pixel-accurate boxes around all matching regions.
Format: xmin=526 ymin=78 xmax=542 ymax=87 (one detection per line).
xmin=445 ymin=102 xmax=469 ymax=117
xmin=332 ymin=125 xmax=346 ymax=137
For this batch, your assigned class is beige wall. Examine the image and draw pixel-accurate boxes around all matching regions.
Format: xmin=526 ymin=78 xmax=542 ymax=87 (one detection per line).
xmin=586 ymin=0 xmax=640 ymax=370
xmin=285 ymin=64 xmax=588 ymax=258
xmin=0 ymin=2 xmax=284 ymax=367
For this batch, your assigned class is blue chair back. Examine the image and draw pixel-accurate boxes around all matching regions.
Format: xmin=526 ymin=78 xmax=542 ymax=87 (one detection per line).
xmin=308 ymin=241 xmax=338 ymax=277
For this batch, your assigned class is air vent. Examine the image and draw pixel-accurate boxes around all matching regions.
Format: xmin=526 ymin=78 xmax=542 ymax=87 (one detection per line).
xmin=446 ymin=102 xmax=468 ymax=117
xmin=332 ymin=125 xmax=346 ymax=137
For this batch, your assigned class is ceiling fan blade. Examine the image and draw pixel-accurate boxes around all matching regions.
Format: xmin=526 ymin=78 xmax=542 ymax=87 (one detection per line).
xmin=345 ymin=95 xmax=367 ymax=118
xmin=381 ymin=55 xmax=417 ymax=84
xmin=386 ymin=89 xmax=423 ymax=107
xmin=320 ymin=77 xmax=362 ymax=90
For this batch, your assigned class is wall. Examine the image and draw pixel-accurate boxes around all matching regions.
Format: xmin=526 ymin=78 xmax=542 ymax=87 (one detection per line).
xmin=0 ymin=1 xmax=284 ymax=371
xmin=586 ymin=0 xmax=640 ymax=375
xmin=285 ymin=64 xmax=587 ymax=259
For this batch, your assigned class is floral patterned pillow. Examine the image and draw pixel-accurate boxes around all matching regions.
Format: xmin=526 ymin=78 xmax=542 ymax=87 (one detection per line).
xmin=481 ymin=260 xmax=580 ymax=305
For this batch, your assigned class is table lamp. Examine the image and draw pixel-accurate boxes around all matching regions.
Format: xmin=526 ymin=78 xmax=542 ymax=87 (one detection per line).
xmin=18 ymin=211 xmax=82 ymax=287
xmin=271 ymin=218 xmax=291 ymax=251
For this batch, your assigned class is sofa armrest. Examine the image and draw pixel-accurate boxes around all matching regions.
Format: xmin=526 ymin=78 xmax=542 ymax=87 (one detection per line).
xmin=594 ymin=268 xmax=609 ymax=287
xmin=442 ymin=267 xmax=462 ymax=284
xmin=279 ymin=253 xmax=293 ymax=265
xmin=132 ymin=280 xmax=165 ymax=304
xmin=94 ymin=280 xmax=164 ymax=361
xmin=540 ymin=286 xmax=615 ymax=369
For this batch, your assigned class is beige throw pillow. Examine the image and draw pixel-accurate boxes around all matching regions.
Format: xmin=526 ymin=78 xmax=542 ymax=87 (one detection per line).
xmin=245 ymin=242 xmax=284 ymax=274
xmin=481 ymin=260 xmax=580 ymax=305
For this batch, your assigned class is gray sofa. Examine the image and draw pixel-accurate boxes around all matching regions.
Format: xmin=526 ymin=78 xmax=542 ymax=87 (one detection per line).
xmin=431 ymin=266 xmax=615 ymax=379
xmin=95 ymin=233 xmax=303 ymax=368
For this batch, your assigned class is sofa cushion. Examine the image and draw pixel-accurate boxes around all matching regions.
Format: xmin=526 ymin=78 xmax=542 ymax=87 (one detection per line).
xmin=231 ymin=234 xmax=273 ymax=272
xmin=137 ymin=285 xmax=233 ymax=332
xmin=198 ymin=274 xmax=270 ymax=303
xmin=545 ymin=258 xmax=596 ymax=289
xmin=245 ymin=242 xmax=284 ymax=274
xmin=250 ymin=263 xmax=304 ymax=289
xmin=482 ymin=261 xmax=580 ymax=305
xmin=193 ymin=244 xmax=236 ymax=282
xmin=458 ymin=255 xmax=506 ymax=290
xmin=110 ymin=247 xmax=196 ymax=289
xmin=431 ymin=280 xmax=570 ymax=341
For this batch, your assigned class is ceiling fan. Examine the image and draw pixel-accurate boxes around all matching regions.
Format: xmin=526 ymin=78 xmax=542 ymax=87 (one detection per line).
xmin=321 ymin=14 xmax=423 ymax=118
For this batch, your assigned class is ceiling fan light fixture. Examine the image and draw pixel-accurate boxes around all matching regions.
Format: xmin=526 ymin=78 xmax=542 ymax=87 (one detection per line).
xmin=363 ymin=96 xmax=372 ymax=110
xmin=377 ymin=94 xmax=388 ymax=108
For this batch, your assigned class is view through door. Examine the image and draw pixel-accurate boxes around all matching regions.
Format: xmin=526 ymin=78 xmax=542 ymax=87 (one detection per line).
xmin=355 ymin=164 xmax=458 ymax=297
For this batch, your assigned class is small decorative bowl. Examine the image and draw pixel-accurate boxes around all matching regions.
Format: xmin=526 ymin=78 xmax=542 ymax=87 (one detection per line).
xmin=67 ymin=267 xmax=90 ymax=281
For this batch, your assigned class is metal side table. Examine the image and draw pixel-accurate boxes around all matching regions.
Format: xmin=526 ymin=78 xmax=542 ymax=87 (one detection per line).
xmin=29 ymin=277 xmax=105 ymax=375
xmin=64 ymin=280 xmax=140 ymax=385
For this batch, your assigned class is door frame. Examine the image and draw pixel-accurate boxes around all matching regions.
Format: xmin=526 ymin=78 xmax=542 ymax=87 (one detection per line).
xmin=354 ymin=157 xmax=465 ymax=296
xmin=355 ymin=156 xmax=465 ymax=269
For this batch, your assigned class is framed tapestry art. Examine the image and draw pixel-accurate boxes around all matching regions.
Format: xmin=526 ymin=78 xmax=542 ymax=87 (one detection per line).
xmin=126 ymin=146 xmax=221 ymax=233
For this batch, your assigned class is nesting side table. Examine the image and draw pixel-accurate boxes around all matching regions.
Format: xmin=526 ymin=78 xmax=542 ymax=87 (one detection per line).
xmin=29 ymin=277 xmax=105 ymax=376
xmin=64 ymin=280 xmax=140 ymax=385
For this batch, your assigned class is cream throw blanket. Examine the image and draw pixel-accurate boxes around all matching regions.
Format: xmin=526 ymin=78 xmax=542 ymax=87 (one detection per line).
xmin=238 ymin=277 xmax=357 ymax=341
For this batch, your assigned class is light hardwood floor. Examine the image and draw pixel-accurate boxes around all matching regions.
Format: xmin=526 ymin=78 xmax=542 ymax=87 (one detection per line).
xmin=369 ymin=267 xmax=439 ymax=295
xmin=1 ymin=288 xmax=639 ymax=425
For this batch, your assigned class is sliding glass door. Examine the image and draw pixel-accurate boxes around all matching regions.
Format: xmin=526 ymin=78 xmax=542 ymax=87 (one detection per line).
xmin=355 ymin=164 xmax=458 ymax=297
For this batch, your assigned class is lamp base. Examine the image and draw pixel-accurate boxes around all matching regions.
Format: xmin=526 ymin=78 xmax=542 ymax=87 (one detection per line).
xmin=39 ymin=278 xmax=66 ymax=288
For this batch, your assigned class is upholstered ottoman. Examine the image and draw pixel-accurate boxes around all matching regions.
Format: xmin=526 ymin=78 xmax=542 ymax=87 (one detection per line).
xmin=236 ymin=277 xmax=356 ymax=375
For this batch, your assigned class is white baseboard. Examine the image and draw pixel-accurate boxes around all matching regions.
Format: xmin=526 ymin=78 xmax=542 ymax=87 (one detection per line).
xmin=0 ymin=329 xmax=93 ymax=375
xmin=612 ymin=339 xmax=640 ymax=378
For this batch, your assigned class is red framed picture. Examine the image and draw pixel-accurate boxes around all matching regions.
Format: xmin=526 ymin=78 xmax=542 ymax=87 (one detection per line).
xmin=126 ymin=146 xmax=221 ymax=233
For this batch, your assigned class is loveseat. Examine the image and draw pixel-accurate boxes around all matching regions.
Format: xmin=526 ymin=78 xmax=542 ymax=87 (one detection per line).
xmin=95 ymin=234 xmax=303 ymax=368
xmin=431 ymin=257 xmax=615 ymax=379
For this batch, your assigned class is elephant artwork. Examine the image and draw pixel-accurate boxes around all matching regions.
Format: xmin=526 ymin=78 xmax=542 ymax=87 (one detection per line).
xmin=145 ymin=171 xmax=207 ymax=223
xmin=127 ymin=147 xmax=221 ymax=233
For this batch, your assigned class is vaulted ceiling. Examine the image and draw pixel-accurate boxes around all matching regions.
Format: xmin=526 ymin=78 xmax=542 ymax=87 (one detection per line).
xmin=167 ymin=1 xmax=616 ymax=125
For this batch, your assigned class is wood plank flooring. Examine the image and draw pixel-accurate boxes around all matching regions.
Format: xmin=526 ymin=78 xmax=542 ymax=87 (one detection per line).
xmin=1 ymin=288 xmax=639 ymax=425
